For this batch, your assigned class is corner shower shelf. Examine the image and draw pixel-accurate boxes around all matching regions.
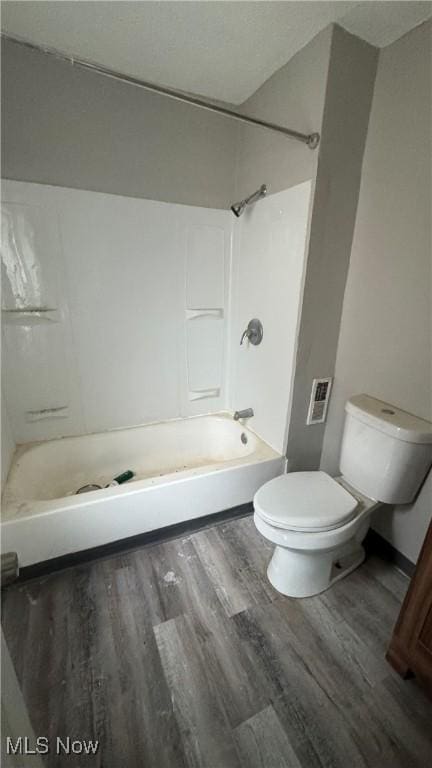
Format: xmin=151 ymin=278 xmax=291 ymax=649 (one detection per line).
xmin=25 ymin=405 xmax=70 ymax=423
xmin=188 ymin=388 xmax=221 ymax=401
xmin=185 ymin=308 xmax=224 ymax=320
xmin=2 ymin=308 xmax=59 ymax=326
xmin=185 ymin=308 xmax=224 ymax=401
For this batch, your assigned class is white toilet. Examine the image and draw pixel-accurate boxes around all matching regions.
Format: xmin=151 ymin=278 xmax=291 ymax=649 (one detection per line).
xmin=254 ymin=394 xmax=432 ymax=598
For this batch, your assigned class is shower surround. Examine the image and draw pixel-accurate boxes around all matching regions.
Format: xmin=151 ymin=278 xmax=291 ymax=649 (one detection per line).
xmin=1 ymin=178 xmax=312 ymax=565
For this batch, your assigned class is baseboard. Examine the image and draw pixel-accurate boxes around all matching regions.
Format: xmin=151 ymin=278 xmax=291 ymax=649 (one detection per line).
xmin=14 ymin=509 xmax=416 ymax=584
xmin=364 ymin=528 xmax=415 ymax=577
xmin=14 ymin=503 xmax=254 ymax=584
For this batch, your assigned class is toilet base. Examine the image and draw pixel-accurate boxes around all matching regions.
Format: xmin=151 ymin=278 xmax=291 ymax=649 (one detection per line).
xmin=267 ymin=540 xmax=366 ymax=598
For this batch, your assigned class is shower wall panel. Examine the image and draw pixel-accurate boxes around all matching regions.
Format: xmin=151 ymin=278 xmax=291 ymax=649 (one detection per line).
xmin=1 ymin=180 xmax=233 ymax=443
xmin=182 ymin=218 xmax=231 ymax=412
xmin=229 ymin=181 xmax=312 ymax=454
xmin=1 ymin=195 xmax=84 ymax=442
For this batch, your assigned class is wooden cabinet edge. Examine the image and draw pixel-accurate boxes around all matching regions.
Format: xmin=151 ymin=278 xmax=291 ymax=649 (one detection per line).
xmin=386 ymin=518 xmax=432 ymax=699
xmin=386 ymin=638 xmax=414 ymax=679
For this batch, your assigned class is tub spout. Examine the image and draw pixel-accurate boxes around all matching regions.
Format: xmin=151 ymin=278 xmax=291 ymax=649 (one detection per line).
xmin=234 ymin=408 xmax=254 ymax=420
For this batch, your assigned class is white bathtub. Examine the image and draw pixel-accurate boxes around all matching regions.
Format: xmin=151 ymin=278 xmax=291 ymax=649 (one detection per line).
xmin=1 ymin=413 xmax=284 ymax=567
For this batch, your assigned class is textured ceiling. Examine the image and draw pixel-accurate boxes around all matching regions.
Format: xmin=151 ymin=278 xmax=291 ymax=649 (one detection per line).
xmin=2 ymin=1 xmax=431 ymax=104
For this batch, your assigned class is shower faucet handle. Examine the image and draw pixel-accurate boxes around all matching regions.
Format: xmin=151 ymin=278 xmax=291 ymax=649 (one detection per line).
xmin=240 ymin=318 xmax=263 ymax=346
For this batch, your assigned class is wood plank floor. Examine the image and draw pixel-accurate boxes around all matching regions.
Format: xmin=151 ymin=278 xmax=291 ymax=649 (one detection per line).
xmin=2 ymin=514 xmax=431 ymax=767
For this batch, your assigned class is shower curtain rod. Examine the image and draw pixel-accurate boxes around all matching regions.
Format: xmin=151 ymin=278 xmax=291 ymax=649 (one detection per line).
xmin=2 ymin=33 xmax=320 ymax=150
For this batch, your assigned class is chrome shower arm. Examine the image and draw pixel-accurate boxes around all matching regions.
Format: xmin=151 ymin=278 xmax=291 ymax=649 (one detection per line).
xmin=244 ymin=184 xmax=267 ymax=206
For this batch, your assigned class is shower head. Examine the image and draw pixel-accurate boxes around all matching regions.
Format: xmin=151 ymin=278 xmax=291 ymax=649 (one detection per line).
xmin=231 ymin=200 xmax=247 ymax=218
xmin=230 ymin=184 xmax=267 ymax=217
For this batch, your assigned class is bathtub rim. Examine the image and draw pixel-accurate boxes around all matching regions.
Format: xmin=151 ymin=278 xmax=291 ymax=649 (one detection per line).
xmin=7 ymin=409 xmax=259 ymax=458
xmin=3 ymin=410 xmax=265 ymax=492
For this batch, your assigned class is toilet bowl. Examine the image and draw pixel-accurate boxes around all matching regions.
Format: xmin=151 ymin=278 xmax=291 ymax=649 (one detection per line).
xmin=254 ymin=394 xmax=432 ymax=598
xmin=254 ymin=472 xmax=378 ymax=597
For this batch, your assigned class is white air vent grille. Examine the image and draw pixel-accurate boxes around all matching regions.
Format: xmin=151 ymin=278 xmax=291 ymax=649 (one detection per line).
xmin=306 ymin=378 xmax=332 ymax=425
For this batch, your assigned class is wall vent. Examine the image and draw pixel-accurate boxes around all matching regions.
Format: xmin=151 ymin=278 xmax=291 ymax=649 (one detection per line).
xmin=306 ymin=378 xmax=332 ymax=425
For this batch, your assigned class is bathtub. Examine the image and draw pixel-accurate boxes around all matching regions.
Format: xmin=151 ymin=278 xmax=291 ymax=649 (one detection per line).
xmin=1 ymin=413 xmax=284 ymax=568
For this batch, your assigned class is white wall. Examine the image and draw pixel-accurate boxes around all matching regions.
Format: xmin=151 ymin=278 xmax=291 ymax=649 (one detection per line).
xmin=229 ymin=182 xmax=312 ymax=454
xmin=321 ymin=21 xmax=432 ymax=564
xmin=1 ymin=181 xmax=232 ymax=443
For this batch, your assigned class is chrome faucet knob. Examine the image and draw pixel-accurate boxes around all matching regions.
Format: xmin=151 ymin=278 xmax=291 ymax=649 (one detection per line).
xmin=240 ymin=319 xmax=263 ymax=346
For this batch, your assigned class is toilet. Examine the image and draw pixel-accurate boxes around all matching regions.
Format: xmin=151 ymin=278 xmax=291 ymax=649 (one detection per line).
xmin=254 ymin=394 xmax=432 ymax=598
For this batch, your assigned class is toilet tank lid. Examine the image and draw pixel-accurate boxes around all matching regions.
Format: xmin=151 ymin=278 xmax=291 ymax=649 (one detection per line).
xmin=345 ymin=395 xmax=432 ymax=444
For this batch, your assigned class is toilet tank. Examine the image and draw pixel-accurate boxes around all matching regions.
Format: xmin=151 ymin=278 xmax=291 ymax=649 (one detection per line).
xmin=339 ymin=394 xmax=432 ymax=504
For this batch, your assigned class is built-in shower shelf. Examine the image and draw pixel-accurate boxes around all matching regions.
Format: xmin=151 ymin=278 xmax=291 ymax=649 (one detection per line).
xmin=185 ymin=308 xmax=224 ymax=320
xmin=2 ymin=308 xmax=59 ymax=326
xmin=25 ymin=405 xmax=70 ymax=423
xmin=188 ymin=388 xmax=221 ymax=401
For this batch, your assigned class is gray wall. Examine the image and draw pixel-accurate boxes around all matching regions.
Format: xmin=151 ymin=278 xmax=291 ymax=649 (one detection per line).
xmin=321 ymin=20 xmax=432 ymax=564
xmin=234 ymin=26 xmax=332 ymax=199
xmin=1 ymin=38 xmax=238 ymax=209
xmin=1 ymin=388 xmax=15 ymax=489
xmin=286 ymin=26 xmax=378 ymax=470
xmin=233 ymin=25 xmax=378 ymax=473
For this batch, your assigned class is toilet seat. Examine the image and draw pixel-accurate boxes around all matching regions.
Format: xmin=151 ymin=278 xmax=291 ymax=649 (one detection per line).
xmin=254 ymin=471 xmax=359 ymax=533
